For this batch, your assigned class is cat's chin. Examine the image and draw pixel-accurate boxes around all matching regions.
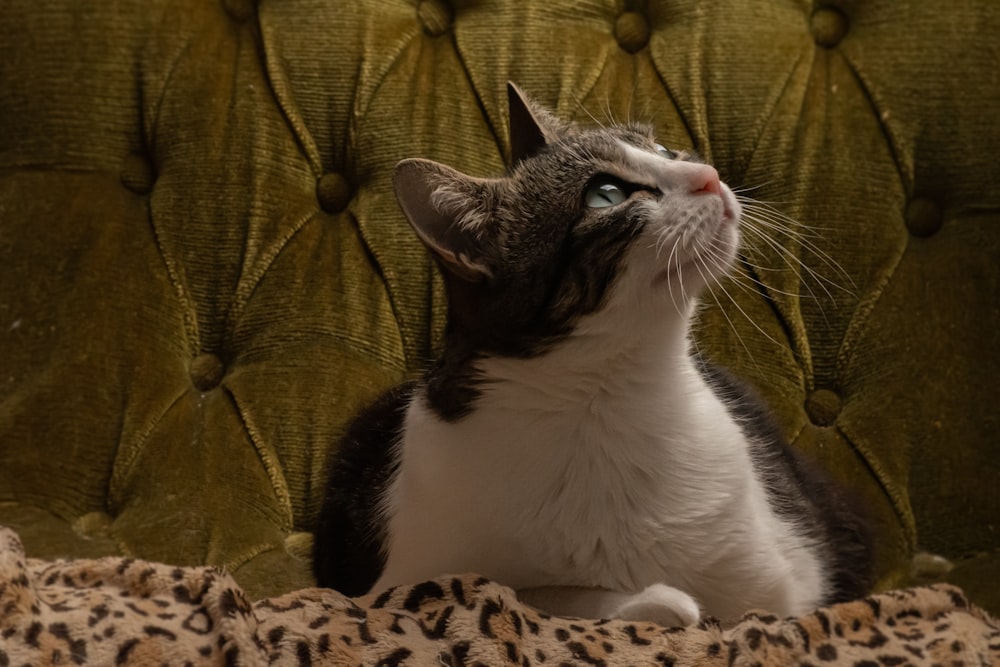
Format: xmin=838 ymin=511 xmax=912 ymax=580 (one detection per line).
xmin=650 ymin=224 xmax=740 ymax=296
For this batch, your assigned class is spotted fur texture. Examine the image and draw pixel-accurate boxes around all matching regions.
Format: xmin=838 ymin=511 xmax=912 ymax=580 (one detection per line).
xmin=0 ymin=528 xmax=996 ymax=666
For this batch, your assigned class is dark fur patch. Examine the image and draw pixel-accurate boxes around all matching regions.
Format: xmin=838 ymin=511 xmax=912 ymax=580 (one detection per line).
xmin=422 ymin=128 xmax=655 ymax=420
xmin=312 ymin=383 xmax=415 ymax=596
xmin=697 ymin=359 xmax=874 ymax=603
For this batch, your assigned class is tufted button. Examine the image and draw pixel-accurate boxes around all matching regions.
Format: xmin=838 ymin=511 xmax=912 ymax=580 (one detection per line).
xmin=911 ymin=552 xmax=954 ymax=580
xmin=190 ymin=354 xmax=225 ymax=392
xmin=317 ymin=173 xmax=353 ymax=214
xmin=120 ymin=153 xmax=155 ymax=195
xmin=222 ymin=0 xmax=255 ymax=22
xmin=805 ymin=388 xmax=842 ymax=427
xmin=810 ymin=7 xmax=848 ymax=48
xmin=906 ymin=197 xmax=944 ymax=237
xmin=417 ymin=0 xmax=453 ymax=37
xmin=615 ymin=11 xmax=650 ymax=54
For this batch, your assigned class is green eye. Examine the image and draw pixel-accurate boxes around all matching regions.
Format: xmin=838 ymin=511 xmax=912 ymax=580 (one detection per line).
xmin=655 ymin=143 xmax=675 ymax=158
xmin=585 ymin=177 xmax=628 ymax=208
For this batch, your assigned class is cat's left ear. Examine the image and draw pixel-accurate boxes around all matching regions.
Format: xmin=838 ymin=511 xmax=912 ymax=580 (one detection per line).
xmin=507 ymin=82 xmax=565 ymax=165
xmin=394 ymin=158 xmax=496 ymax=283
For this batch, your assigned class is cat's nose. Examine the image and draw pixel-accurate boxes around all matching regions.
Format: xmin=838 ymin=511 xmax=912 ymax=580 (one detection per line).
xmin=689 ymin=166 xmax=722 ymax=196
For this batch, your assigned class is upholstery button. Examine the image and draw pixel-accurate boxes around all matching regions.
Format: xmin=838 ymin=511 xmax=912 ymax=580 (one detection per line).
xmin=190 ymin=354 xmax=225 ymax=392
xmin=911 ymin=552 xmax=954 ymax=580
xmin=120 ymin=153 xmax=155 ymax=195
xmin=805 ymin=389 xmax=842 ymax=427
xmin=615 ymin=11 xmax=650 ymax=54
xmin=222 ymin=0 xmax=255 ymax=22
xmin=906 ymin=197 xmax=944 ymax=237
xmin=810 ymin=7 xmax=848 ymax=48
xmin=417 ymin=0 xmax=453 ymax=37
xmin=317 ymin=173 xmax=353 ymax=214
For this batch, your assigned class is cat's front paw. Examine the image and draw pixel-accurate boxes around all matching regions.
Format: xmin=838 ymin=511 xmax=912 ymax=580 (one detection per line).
xmin=613 ymin=584 xmax=700 ymax=627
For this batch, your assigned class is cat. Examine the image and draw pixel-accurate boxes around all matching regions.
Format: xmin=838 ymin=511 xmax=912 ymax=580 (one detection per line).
xmin=312 ymin=83 xmax=873 ymax=626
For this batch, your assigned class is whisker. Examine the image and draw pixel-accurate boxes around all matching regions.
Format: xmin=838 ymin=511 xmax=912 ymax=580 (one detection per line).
xmin=740 ymin=220 xmax=836 ymax=311
xmin=730 ymin=182 xmax=775 ymax=195
xmin=737 ymin=196 xmax=842 ymax=237
xmin=670 ymin=236 xmax=689 ymax=311
xmin=701 ymin=260 xmax=783 ymax=349
xmin=737 ymin=201 xmax=841 ymax=250
xmin=692 ymin=257 xmax=765 ymax=372
xmin=603 ymin=94 xmax=617 ymax=128
xmin=734 ymin=193 xmax=800 ymax=209
xmin=573 ymin=93 xmax=609 ymax=131
xmin=741 ymin=220 xmax=853 ymax=302
xmin=652 ymin=225 xmax=674 ymax=260
xmin=738 ymin=206 xmax=855 ymax=293
xmin=703 ymin=244 xmax=805 ymax=301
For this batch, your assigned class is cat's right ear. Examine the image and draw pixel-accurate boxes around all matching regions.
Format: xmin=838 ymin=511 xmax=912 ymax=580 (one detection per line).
xmin=507 ymin=82 xmax=565 ymax=165
xmin=393 ymin=158 xmax=494 ymax=283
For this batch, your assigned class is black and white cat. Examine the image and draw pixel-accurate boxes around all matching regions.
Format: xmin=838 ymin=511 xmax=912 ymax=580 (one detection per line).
xmin=313 ymin=84 xmax=872 ymax=625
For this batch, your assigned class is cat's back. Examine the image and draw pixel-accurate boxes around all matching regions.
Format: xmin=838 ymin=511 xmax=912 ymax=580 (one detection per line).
xmin=699 ymin=360 xmax=875 ymax=603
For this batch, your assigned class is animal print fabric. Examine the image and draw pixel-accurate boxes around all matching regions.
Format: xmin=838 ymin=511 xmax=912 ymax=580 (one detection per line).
xmin=0 ymin=528 xmax=996 ymax=666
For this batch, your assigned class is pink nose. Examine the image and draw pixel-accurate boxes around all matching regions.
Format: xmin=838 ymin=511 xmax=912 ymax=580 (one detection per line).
xmin=691 ymin=166 xmax=722 ymax=196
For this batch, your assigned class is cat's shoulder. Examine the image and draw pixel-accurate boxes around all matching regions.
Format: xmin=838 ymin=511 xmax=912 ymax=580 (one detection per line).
xmin=694 ymin=356 xmax=784 ymax=446
xmin=313 ymin=380 xmax=416 ymax=594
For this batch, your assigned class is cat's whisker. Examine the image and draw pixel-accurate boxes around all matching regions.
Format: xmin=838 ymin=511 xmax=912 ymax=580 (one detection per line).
xmin=730 ymin=182 xmax=775 ymax=195
xmin=728 ymin=260 xmax=808 ymax=299
xmin=692 ymin=257 xmax=765 ymax=372
xmin=573 ymin=94 xmax=609 ymax=132
xmin=739 ymin=223 xmax=842 ymax=330
xmin=737 ymin=198 xmax=847 ymax=259
xmin=739 ymin=217 xmax=852 ymax=301
xmin=696 ymin=249 xmax=784 ymax=351
xmin=602 ymin=94 xmax=617 ymax=129
xmin=733 ymin=193 xmax=805 ymax=212
xmin=740 ymin=211 xmax=847 ymax=280
xmin=713 ymin=248 xmax=812 ymax=305
xmin=739 ymin=225 xmax=835 ymax=326
xmin=737 ymin=204 xmax=844 ymax=269
xmin=665 ymin=237 xmax=688 ymax=313
xmin=697 ymin=247 xmax=777 ymax=301
xmin=743 ymin=207 xmax=824 ymax=249
xmin=653 ymin=227 xmax=674 ymax=259
xmin=624 ymin=85 xmax=634 ymax=126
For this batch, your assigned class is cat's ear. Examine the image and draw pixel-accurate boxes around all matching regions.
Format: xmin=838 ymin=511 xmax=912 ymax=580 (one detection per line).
xmin=393 ymin=158 xmax=495 ymax=283
xmin=507 ymin=82 xmax=565 ymax=164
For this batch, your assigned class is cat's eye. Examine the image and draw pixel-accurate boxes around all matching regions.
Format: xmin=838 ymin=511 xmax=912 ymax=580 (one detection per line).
xmin=655 ymin=143 xmax=676 ymax=159
xmin=585 ymin=177 xmax=629 ymax=208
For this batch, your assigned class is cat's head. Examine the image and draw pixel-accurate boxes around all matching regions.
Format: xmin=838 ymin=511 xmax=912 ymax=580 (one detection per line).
xmin=393 ymin=83 xmax=741 ymax=356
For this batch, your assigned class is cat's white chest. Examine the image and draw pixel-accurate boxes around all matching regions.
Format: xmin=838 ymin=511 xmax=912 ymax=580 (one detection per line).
xmin=376 ymin=345 xmax=825 ymax=619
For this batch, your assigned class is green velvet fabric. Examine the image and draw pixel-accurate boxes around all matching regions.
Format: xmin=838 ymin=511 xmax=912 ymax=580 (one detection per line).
xmin=1 ymin=0 xmax=997 ymax=611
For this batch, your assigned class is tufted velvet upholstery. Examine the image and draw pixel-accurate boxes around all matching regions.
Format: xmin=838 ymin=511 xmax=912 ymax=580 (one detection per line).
xmin=1 ymin=0 xmax=997 ymax=611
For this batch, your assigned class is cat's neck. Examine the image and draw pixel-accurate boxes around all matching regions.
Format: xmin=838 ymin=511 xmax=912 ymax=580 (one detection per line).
xmin=457 ymin=301 xmax=741 ymax=466
xmin=477 ymin=317 xmax=690 ymax=408
xmin=477 ymin=285 xmax=697 ymax=396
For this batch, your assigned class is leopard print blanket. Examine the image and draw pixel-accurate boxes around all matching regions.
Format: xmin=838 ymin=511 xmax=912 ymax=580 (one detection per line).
xmin=1 ymin=527 xmax=996 ymax=666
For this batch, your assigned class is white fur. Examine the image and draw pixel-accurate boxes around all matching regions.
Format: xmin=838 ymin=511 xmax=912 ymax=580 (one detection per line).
xmin=375 ymin=143 xmax=826 ymax=623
